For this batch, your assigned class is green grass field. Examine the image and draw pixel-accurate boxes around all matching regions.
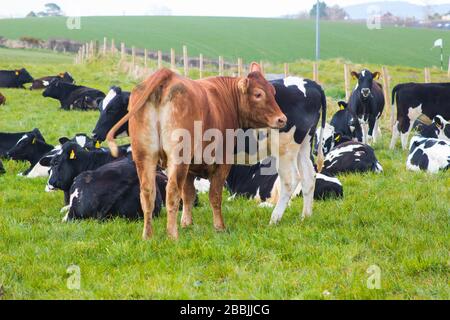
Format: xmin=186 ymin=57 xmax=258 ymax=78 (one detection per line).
xmin=0 ymin=16 xmax=449 ymax=68
xmin=0 ymin=47 xmax=449 ymax=299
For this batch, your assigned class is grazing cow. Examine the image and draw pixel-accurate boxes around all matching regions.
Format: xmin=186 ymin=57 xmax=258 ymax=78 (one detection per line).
xmin=0 ymin=92 xmax=6 ymax=106
xmin=107 ymin=64 xmax=289 ymax=240
xmin=321 ymin=141 xmax=383 ymax=175
xmin=61 ymin=158 xmax=167 ymax=222
xmin=390 ymin=83 xmax=450 ymax=149
xmin=348 ymin=69 xmax=385 ymax=144
xmin=0 ymin=159 xmax=5 ymax=174
xmin=0 ymin=68 xmax=34 ymax=88
xmin=226 ymin=160 xmax=343 ymax=203
xmin=92 ymin=86 xmax=131 ymax=141
xmin=6 ymin=128 xmax=54 ymax=176
xmin=414 ymin=115 xmax=450 ymax=141
xmin=30 ymin=72 xmax=74 ymax=90
xmin=46 ymin=142 xmax=129 ymax=203
xmin=9 ymin=133 xmax=99 ymax=178
xmin=42 ymin=80 xmax=105 ymax=110
xmin=406 ymin=136 xmax=450 ymax=173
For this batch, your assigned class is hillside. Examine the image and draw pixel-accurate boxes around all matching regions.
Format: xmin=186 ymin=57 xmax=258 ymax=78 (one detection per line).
xmin=0 ymin=16 xmax=449 ymax=68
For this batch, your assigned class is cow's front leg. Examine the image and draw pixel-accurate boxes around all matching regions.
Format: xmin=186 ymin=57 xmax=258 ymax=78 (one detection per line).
xmin=208 ymin=165 xmax=230 ymax=231
xmin=181 ymin=173 xmax=196 ymax=228
xmin=270 ymin=143 xmax=301 ymax=225
xmin=297 ymin=136 xmax=316 ymax=219
xmin=367 ymin=115 xmax=376 ymax=144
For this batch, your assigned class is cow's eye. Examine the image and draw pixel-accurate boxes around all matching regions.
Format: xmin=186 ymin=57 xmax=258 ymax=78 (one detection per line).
xmin=255 ymin=93 xmax=262 ymax=99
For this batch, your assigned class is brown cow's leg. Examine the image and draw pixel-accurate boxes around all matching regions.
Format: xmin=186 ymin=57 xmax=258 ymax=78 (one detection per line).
xmin=135 ymin=160 xmax=158 ymax=240
xmin=208 ymin=165 xmax=230 ymax=231
xmin=181 ymin=173 xmax=196 ymax=228
xmin=166 ymin=163 xmax=189 ymax=239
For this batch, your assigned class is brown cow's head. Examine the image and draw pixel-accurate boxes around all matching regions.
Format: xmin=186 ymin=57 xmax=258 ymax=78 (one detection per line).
xmin=238 ymin=62 xmax=286 ymax=129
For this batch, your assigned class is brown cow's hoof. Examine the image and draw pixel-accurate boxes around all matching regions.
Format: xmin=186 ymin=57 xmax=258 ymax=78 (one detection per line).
xmin=181 ymin=216 xmax=193 ymax=228
xmin=142 ymin=228 xmax=153 ymax=240
xmin=167 ymin=229 xmax=179 ymax=240
xmin=214 ymin=224 xmax=226 ymax=232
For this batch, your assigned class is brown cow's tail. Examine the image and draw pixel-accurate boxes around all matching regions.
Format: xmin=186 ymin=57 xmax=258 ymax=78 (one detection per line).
xmin=316 ymin=86 xmax=327 ymax=173
xmin=106 ymin=68 xmax=173 ymax=157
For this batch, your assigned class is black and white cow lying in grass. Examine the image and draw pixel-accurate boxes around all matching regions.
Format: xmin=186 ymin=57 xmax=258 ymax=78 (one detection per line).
xmin=6 ymin=130 xmax=99 ymax=178
xmin=1 ymin=129 xmax=42 ymax=157
xmin=321 ymin=141 xmax=383 ymax=175
xmin=406 ymin=116 xmax=450 ymax=174
xmin=42 ymin=80 xmax=105 ymax=111
xmin=61 ymin=157 xmax=167 ymax=222
xmin=226 ymin=160 xmax=343 ymax=205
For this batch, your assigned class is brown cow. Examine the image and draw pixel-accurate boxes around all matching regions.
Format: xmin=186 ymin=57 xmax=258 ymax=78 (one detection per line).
xmin=107 ymin=63 xmax=286 ymax=240
xmin=0 ymin=92 xmax=5 ymax=106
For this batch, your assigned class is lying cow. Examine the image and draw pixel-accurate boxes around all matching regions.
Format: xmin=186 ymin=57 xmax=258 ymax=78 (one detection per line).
xmin=30 ymin=72 xmax=75 ymax=90
xmin=92 ymin=86 xmax=131 ymax=141
xmin=348 ymin=70 xmax=385 ymax=144
xmin=414 ymin=115 xmax=450 ymax=141
xmin=107 ymin=64 xmax=291 ymax=240
xmin=332 ymin=101 xmax=362 ymax=141
xmin=0 ymin=92 xmax=5 ymax=106
xmin=407 ymin=137 xmax=450 ymax=173
xmin=0 ymin=68 xmax=34 ymax=88
xmin=321 ymin=141 xmax=383 ymax=176
xmin=390 ymin=82 xmax=450 ymax=149
xmin=62 ymin=158 xmax=167 ymax=222
xmin=1 ymin=130 xmax=39 ymax=157
xmin=47 ymin=142 xmax=129 ymax=203
xmin=226 ymin=160 xmax=343 ymax=203
xmin=42 ymin=80 xmax=105 ymax=111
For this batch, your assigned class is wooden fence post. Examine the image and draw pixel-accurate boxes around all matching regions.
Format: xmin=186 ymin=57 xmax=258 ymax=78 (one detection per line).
xmin=284 ymin=63 xmax=289 ymax=78
xmin=144 ymin=49 xmax=148 ymax=68
xmin=183 ymin=45 xmax=188 ymax=76
xmin=157 ymin=50 xmax=162 ymax=69
xmin=313 ymin=62 xmax=319 ymax=82
xmin=111 ymin=39 xmax=115 ymax=55
xmin=237 ymin=58 xmax=243 ymax=77
xmin=424 ymin=68 xmax=431 ymax=83
xmin=199 ymin=54 xmax=203 ymax=79
xmin=103 ymin=37 xmax=107 ymax=56
xmin=131 ymin=46 xmax=136 ymax=66
xmin=121 ymin=42 xmax=125 ymax=60
xmin=344 ymin=64 xmax=351 ymax=101
xmin=219 ymin=56 xmax=224 ymax=76
xmin=171 ymin=48 xmax=176 ymax=70
xmin=381 ymin=66 xmax=393 ymax=126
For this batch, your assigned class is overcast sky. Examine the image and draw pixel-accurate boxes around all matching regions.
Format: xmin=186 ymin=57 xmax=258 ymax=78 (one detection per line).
xmin=1 ymin=0 xmax=449 ymax=18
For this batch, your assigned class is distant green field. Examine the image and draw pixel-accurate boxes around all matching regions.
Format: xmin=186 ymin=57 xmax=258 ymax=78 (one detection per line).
xmin=0 ymin=16 xmax=449 ymax=68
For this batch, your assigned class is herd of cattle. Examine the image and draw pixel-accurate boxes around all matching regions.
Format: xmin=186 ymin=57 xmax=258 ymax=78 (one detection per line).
xmin=0 ymin=65 xmax=449 ymax=239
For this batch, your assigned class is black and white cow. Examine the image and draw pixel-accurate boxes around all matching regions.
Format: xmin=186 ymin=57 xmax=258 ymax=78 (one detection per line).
xmin=46 ymin=142 xmax=129 ymax=203
xmin=321 ymin=141 xmax=383 ymax=176
xmin=6 ymin=128 xmax=54 ymax=176
xmin=92 ymin=86 xmax=130 ymax=141
xmin=0 ymin=159 xmax=5 ymax=174
xmin=0 ymin=129 xmax=43 ymax=157
xmin=0 ymin=68 xmax=34 ymax=88
xmin=348 ymin=69 xmax=385 ymax=144
xmin=42 ymin=80 xmax=105 ymax=111
xmin=390 ymin=82 xmax=450 ymax=149
xmin=8 ymin=133 xmax=99 ymax=178
xmin=30 ymin=72 xmax=74 ymax=90
xmin=406 ymin=137 xmax=450 ymax=173
xmin=226 ymin=160 xmax=343 ymax=204
xmin=332 ymin=101 xmax=362 ymax=141
xmin=414 ymin=115 xmax=450 ymax=141
xmin=61 ymin=158 xmax=167 ymax=222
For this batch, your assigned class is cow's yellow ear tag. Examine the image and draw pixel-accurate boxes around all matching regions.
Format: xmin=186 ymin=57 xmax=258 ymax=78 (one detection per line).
xmin=334 ymin=135 xmax=341 ymax=142
xmin=339 ymin=105 xmax=345 ymax=111
xmin=95 ymin=141 xmax=101 ymax=148
xmin=15 ymin=71 xmax=19 ymax=76
xmin=69 ymin=150 xmax=76 ymax=160
xmin=32 ymin=137 xmax=36 ymax=144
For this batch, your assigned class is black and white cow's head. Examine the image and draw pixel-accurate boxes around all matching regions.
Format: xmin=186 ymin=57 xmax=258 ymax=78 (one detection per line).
xmin=315 ymin=123 xmax=335 ymax=155
xmin=92 ymin=86 xmax=130 ymax=142
xmin=42 ymin=79 xmax=64 ymax=99
xmin=415 ymin=115 xmax=450 ymax=141
xmin=47 ymin=142 xmax=88 ymax=192
xmin=15 ymin=68 xmax=34 ymax=85
xmin=6 ymin=128 xmax=47 ymax=160
xmin=58 ymin=133 xmax=100 ymax=151
xmin=351 ymin=69 xmax=380 ymax=102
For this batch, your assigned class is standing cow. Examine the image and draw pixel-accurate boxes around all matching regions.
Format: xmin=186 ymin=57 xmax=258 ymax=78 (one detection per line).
xmin=107 ymin=64 xmax=288 ymax=240
xmin=390 ymin=82 xmax=450 ymax=149
xmin=348 ymin=69 xmax=385 ymax=144
xmin=0 ymin=68 xmax=34 ymax=88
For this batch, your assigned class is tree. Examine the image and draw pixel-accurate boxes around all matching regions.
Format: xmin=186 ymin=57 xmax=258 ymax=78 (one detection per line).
xmin=26 ymin=11 xmax=37 ymax=18
xmin=310 ymin=1 xmax=328 ymax=19
xmin=325 ymin=5 xmax=347 ymax=20
xmin=44 ymin=3 xmax=63 ymax=16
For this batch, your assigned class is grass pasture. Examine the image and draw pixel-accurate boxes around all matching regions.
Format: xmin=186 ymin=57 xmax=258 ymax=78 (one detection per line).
xmin=0 ymin=47 xmax=449 ymax=299
xmin=0 ymin=16 xmax=450 ymax=68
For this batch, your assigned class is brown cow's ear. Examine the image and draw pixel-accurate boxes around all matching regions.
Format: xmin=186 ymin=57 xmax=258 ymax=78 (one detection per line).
xmin=351 ymin=71 xmax=359 ymax=80
xmin=373 ymin=72 xmax=380 ymax=80
xmin=238 ymin=78 xmax=249 ymax=94
xmin=249 ymin=62 xmax=262 ymax=74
